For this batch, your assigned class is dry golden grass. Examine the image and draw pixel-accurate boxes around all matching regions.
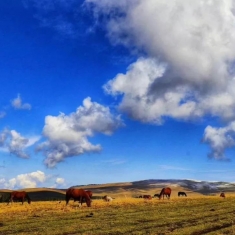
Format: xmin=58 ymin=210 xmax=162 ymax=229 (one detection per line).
xmin=1 ymin=195 xmax=235 ymax=235
xmin=1 ymin=181 xmax=234 ymax=234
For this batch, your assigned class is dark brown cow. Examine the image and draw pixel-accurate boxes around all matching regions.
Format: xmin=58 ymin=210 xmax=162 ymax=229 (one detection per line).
xmin=65 ymin=188 xmax=91 ymax=207
xmin=220 ymin=192 xmax=225 ymax=198
xmin=7 ymin=191 xmax=31 ymax=205
xmin=159 ymin=187 xmax=171 ymax=200
xmin=143 ymin=195 xmax=152 ymax=200
xmin=178 ymin=191 xmax=187 ymax=197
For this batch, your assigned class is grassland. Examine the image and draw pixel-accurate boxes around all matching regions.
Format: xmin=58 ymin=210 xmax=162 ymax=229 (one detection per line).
xmin=1 ymin=196 xmax=235 ymax=235
xmin=1 ymin=180 xmax=234 ymax=234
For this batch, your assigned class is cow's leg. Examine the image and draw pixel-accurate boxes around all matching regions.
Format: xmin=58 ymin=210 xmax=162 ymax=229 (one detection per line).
xmin=7 ymin=196 xmax=12 ymax=205
xmin=65 ymin=195 xmax=70 ymax=206
xmin=79 ymin=197 xmax=82 ymax=207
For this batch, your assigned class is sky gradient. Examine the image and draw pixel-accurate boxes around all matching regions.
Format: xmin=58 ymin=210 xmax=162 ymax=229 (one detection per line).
xmin=1 ymin=0 xmax=235 ymax=189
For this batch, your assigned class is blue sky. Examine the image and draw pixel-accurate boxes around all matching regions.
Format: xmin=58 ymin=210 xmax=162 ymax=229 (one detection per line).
xmin=1 ymin=0 xmax=235 ymax=189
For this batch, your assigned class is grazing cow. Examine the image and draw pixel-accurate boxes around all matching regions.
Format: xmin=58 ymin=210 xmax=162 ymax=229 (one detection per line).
xmin=220 ymin=192 xmax=225 ymax=198
xmin=143 ymin=195 xmax=152 ymax=200
xmin=73 ymin=190 xmax=92 ymax=203
xmin=178 ymin=191 xmax=187 ymax=197
xmin=65 ymin=188 xmax=91 ymax=207
xmin=153 ymin=194 xmax=160 ymax=198
xmin=103 ymin=195 xmax=114 ymax=202
xmin=138 ymin=195 xmax=143 ymax=198
xmin=7 ymin=191 xmax=31 ymax=205
xmin=159 ymin=187 xmax=171 ymax=200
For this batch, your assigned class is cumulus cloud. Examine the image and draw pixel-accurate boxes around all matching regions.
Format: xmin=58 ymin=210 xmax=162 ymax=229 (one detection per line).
xmin=37 ymin=97 xmax=124 ymax=168
xmin=0 ymin=129 xmax=39 ymax=159
xmin=86 ymin=0 xmax=235 ymax=159
xmin=0 ymin=171 xmax=46 ymax=189
xmin=87 ymin=0 xmax=235 ymax=120
xmin=11 ymin=94 xmax=31 ymax=110
xmin=203 ymin=122 xmax=235 ymax=160
xmin=24 ymin=0 xmax=235 ymax=160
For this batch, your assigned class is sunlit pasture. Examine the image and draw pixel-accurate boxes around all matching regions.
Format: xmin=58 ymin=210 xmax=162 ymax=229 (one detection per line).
xmin=1 ymin=195 xmax=235 ymax=235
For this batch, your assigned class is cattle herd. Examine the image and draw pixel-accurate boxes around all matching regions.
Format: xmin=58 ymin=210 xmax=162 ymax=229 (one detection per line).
xmin=5 ymin=187 xmax=227 ymax=206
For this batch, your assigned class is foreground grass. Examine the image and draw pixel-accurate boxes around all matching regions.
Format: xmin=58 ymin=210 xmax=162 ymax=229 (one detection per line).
xmin=0 ymin=196 xmax=235 ymax=235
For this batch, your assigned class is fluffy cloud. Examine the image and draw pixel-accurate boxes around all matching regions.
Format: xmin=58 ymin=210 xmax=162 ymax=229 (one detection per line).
xmin=49 ymin=177 xmax=66 ymax=188
xmin=37 ymin=97 xmax=124 ymax=168
xmin=86 ymin=0 xmax=235 ymax=158
xmin=9 ymin=130 xmax=31 ymax=158
xmin=203 ymin=122 xmax=235 ymax=160
xmin=25 ymin=0 xmax=235 ymax=160
xmin=11 ymin=94 xmax=31 ymax=110
xmin=88 ymin=0 xmax=235 ymax=119
xmin=0 ymin=129 xmax=39 ymax=159
xmin=104 ymin=57 xmax=203 ymax=124
xmin=0 ymin=171 xmax=46 ymax=189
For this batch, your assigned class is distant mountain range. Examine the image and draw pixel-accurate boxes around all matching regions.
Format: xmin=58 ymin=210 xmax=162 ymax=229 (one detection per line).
xmin=1 ymin=179 xmax=234 ymax=203
xmin=73 ymin=179 xmax=235 ymax=195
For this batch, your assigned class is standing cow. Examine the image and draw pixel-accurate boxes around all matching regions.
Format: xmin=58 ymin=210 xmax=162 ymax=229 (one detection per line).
xmin=220 ymin=192 xmax=225 ymax=198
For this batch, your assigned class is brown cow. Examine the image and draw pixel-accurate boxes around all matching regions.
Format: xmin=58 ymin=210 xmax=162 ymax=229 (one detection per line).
xmin=65 ymin=188 xmax=91 ymax=207
xmin=73 ymin=190 xmax=92 ymax=203
xmin=220 ymin=192 xmax=225 ymax=198
xmin=159 ymin=187 xmax=171 ymax=200
xmin=143 ymin=195 xmax=152 ymax=200
xmin=7 ymin=191 xmax=31 ymax=205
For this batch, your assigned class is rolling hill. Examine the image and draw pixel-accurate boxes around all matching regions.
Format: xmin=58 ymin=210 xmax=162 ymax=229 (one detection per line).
xmin=0 ymin=179 xmax=234 ymax=202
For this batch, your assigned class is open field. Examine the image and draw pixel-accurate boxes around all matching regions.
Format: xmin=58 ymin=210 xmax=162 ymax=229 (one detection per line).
xmin=1 ymin=180 xmax=235 ymax=234
xmin=1 ymin=196 xmax=235 ymax=235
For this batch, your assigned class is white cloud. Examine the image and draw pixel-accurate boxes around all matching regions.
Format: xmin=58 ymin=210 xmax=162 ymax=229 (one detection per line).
xmin=24 ymin=0 xmax=235 ymax=160
xmin=86 ymin=0 xmax=235 ymax=159
xmin=104 ymin=57 xmax=202 ymax=124
xmin=88 ymin=0 xmax=235 ymax=121
xmin=49 ymin=177 xmax=66 ymax=188
xmin=203 ymin=122 xmax=235 ymax=160
xmin=37 ymin=97 xmax=124 ymax=168
xmin=8 ymin=130 xmax=30 ymax=158
xmin=56 ymin=177 xmax=65 ymax=185
xmin=0 ymin=129 xmax=39 ymax=159
xmin=11 ymin=94 xmax=31 ymax=110
xmin=0 ymin=171 xmax=46 ymax=189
